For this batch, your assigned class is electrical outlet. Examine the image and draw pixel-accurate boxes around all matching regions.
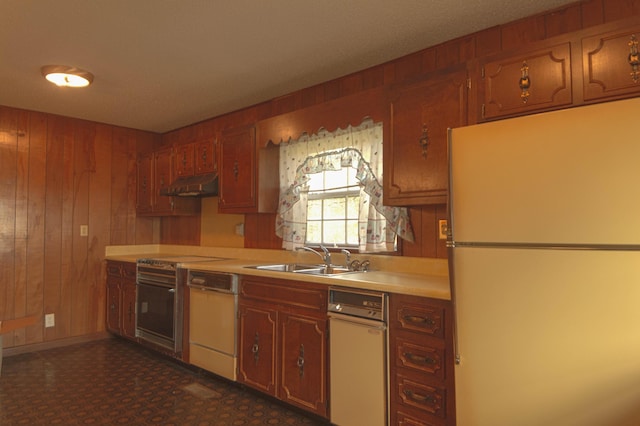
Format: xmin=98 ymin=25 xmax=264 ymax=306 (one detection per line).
xmin=438 ymin=219 xmax=448 ymax=240
xmin=80 ymin=225 xmax=88 ymax=237
xmin=45 ymin=313 xmax=55 ymax=328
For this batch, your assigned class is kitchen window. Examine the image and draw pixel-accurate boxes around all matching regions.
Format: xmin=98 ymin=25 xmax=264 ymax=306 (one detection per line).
xmin=305 ymin=168 xmax=360 ymax=247
xmin=275 ymin=119 xmax=414 ymax=253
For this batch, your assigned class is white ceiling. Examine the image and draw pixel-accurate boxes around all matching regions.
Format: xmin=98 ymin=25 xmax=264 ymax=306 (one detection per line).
xmin=1 ymin=0 xmax=577 ymax=133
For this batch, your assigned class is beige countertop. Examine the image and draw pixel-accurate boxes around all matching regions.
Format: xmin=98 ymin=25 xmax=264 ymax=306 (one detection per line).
xmin=105 ymin=245 xmax=451 ymax=301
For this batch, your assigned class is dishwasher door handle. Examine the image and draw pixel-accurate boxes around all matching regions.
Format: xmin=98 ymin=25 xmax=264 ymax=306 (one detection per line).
xmin=328 ymin=312 xmax=386 ymax=330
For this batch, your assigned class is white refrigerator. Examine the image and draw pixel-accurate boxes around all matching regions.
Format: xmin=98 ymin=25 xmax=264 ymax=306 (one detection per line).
xmin=448 ymin=97 xmax=640 ymax=426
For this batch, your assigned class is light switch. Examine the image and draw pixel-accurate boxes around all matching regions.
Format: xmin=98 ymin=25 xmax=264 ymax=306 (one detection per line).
xmin=80 ymin=225 xmax=88 ymax=236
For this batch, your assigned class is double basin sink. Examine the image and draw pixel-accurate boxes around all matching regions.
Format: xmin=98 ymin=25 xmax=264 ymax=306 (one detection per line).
xmin=246 ymin=263 xmax=354 ymax=276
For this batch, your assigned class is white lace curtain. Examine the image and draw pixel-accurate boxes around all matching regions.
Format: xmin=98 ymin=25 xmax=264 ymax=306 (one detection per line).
xmin=275 ymin=119 xmax=414 ymax=253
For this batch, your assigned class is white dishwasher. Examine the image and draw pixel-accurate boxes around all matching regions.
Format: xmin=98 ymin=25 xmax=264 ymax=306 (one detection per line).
xmin=329 ymin=287 xmax=388 ymax=426
xmin=188 ymin=270 xmax=238 ymax=381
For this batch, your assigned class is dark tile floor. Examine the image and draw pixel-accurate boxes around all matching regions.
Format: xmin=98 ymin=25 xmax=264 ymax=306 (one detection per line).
xmin=0 ymin=337 xmax=327 ymax=425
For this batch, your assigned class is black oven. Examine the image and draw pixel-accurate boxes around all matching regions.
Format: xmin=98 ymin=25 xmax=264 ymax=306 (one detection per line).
xmin=136 ymin=261 xmax=184 ymax=353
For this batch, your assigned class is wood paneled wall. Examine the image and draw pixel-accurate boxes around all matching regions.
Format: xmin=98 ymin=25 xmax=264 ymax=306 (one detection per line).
xmin=0 ymin=106 xmax=157 ymax=349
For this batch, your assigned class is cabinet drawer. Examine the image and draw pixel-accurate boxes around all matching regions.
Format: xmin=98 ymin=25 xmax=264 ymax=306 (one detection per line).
xmin=396 ymin=337 xmax=445 ymax=380
xmin=393 ymin=302 xmax=444 ymax=339
xmin=240 ymin=278 xmax=327 ymax=312
xmin=121 ymin=262 xmax=136 ymax=279
xmin=106 ymin=262 xmax=122 ymax=277
xmin=396 ymin=375 xmax=448 ymax=419
xmin=398 ymin=411 xmax=439 ymax=426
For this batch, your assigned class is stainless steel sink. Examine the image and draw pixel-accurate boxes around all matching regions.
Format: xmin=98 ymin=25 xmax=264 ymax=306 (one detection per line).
xmin=295 ymin=265 xmax=353 ymax=275
xmin=245 ymin=263 xmax=356 ymax=275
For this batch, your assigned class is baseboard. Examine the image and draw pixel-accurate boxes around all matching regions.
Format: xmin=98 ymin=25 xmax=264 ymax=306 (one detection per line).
xmin=3 ymin=331 xmax=112 ymax=357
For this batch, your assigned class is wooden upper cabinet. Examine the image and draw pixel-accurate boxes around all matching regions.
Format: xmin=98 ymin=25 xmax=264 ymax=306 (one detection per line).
xmin=385 ymin=68 xmax=468 ymax=206
xmin=478 ymin=42 xmax=573 ymax=120
xmin=174 ymin=138 xmax=218 ymax=178
xmin=219 ymin=125 xmax=256 ymax=212
xmin=582 ymin=22 xmax=640 ymax=102
xmin=153 ymin=148 xmax=174 ymax=214
xmin=174 ymin=143 xmax=195 ymax=177
xmin=136 ymin=148 xmax=200 ymax=216
xmin=219 ymin=125 xmax=278 ymax=214
xmin=136 ymin=153 xmax=153 ymax=214
xmin=195 ymin=138 xmax=217 ymax=174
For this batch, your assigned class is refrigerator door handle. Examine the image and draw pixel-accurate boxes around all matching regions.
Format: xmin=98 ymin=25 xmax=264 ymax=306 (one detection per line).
xmin=447 ymin=128 xmax=461 ymax=365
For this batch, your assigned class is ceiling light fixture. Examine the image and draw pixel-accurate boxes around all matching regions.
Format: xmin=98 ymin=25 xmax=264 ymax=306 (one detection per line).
xmin=41 ymin=65 xmax=94 ymax=88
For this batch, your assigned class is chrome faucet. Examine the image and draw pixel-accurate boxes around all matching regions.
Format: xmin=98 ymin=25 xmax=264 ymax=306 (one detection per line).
xmin=340 ymin=249 xmax=351 ymax=269
xmin=299 ymin=245 xmax=332 ymax=267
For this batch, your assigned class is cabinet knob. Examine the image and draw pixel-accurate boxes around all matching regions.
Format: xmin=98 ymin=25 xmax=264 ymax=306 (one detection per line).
xmin=519 ymin=61 xmax=531 ymax=103
xmin=233 ymin=160 xmax=239 ymax=181
xmin=297 ymin=344 xmax=305 ymax=377
xmin=252 ymin=332 xmax=260 ymax=364
xmin=629 ymin=34 xmax=639 ymax=83
xmin=419 ymin=125 xmax=429 ymax=159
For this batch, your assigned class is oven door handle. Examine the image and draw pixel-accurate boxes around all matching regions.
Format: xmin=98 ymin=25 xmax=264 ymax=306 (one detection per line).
xmin=188 ymin=284 xmax=233 ymax=294
xmin=137 ymin=278 xmax=175 ymax=289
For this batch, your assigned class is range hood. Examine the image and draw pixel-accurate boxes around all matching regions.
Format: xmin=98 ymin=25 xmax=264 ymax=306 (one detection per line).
xmin=159 ymin=173 xmax=218 ymax=197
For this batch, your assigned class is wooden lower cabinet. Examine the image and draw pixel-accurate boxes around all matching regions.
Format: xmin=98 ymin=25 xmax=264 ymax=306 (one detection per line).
xmin=389 ymin=294 xmax=455 ymax=426
xmin=238 ymin=303 xmax=277 ymax=395
xmin=238 ymin=277 xmax=328 ymax=418
xmin=279 ymin=312 xmax=327 ymax=414
xmin=105 ymin=261 xmax=137 ymax=340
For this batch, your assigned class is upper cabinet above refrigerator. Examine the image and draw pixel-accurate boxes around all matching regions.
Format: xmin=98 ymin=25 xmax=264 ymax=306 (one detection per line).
xmin=477 ymin=42 xmax=573 ymax=121
xmin=582 ymin=22 xmax=640 ymax=102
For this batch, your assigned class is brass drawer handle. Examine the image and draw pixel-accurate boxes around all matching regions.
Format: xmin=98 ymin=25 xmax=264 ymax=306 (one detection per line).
xmin=403 ymin=389 xmax=435 ymax=404
xmin=404 ymin=315 xmax=436 ymax=326
xmin=404 ymin=352 xmax=436 ymax=365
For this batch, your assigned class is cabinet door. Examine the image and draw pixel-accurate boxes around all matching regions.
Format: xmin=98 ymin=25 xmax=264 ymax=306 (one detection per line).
xmin=279 ymin=313 xmax=327 ymax=417
xmin=136 ymin=153 xmax=153 ymax=214
xmin=121 ymin=278 xmax=137 ymax=339
xmin=582 ymin=24 xmax=640 ymax=101
xmin=386 ymin=69 xmax=468 ymax=206
xmin=153 ymin=148 xmax=174 ymax=213
xmin=174 ymin=143 xmax=195 ymax=177
xmin=195 ymin=138 xmax=217 ymax=174
xmin=219 ymin=125 xmax=256 ymax=212
xmin=238 ymin=303 xmax=277 ymax=396
xmin=106 ymin=276 xmax=121 ymax=334
xmin=479 ymin=42 xmax=572 ymax=120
